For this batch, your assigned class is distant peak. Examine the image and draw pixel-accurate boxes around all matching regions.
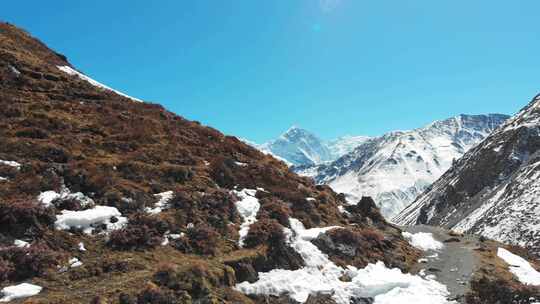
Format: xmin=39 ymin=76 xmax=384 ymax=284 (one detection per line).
xmin=285 ymin=124 xmax=302 ymax=133
xmin=282 ymin=125 xmax=310 ymax=137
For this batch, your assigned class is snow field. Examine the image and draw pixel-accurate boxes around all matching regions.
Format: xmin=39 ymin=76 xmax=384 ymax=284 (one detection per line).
xmin=402 ymin=232 xmax=444 ymax=252
xmin=0 ymin=283 xmax=42 ymax=302
xmin=55 ymin=206 xmax=127 ymax=234
xmin=236 ymin=218 xmax=454 ymax=304
xmin=233 ymin=189 xmax=260 ymax=247
xmin=498 ymin=248 xmax=540 ymax=285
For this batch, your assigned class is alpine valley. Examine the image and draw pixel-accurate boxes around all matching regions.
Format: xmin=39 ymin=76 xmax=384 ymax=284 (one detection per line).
xmin=1 ymin=21 xmax=540 ymax=304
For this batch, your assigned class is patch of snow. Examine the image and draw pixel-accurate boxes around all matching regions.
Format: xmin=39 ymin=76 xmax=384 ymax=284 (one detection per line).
xmin=236 ymin=218 xmax=454 ymax=304
xmin=37 ymin=191 xmax=60 ymax=208
xmin=0 ymin=177 xmax=6 ymax=181
xmin=55 ymin=206 xmax=127 ymax=234
xmin=338 ymin=205 xmax=350 ymax=215
xmin=233 ymin=189 xmax=260 ymax=247
xmin=0 ymin=160 xmax=21 ymax=169
xmin=161 ymin=231 xmax=185 ymax=246
xmin=0 ymin=283 xmax=42 ymax=302
xmin=402 ymin=232 xmax=444 ymax=251
xmin=497 ymin=248 xmax=540 ymax=285
xmin=37 ymin=186 xmax=94 ymax=208
xmin=13 ymin=239 xmax=30 ymax=248
xmin=235 ymin=161 xmax=248 ymax=167
xmin=78 ymin=242 xmax=86 ymax=252
xmin=8 ymin=65 xmax=21 ymax=77
xmin=145 ymin=191 xmax=174 ymax=214
xmin=69 ymin=257 xmax=82 ymax=268
xmin=57 ymin=65 xmax=142 ymax=102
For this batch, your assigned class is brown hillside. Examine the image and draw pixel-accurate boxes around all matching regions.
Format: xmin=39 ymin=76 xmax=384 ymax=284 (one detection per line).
xmin=0 ymin=22 xmax=417 ymax=304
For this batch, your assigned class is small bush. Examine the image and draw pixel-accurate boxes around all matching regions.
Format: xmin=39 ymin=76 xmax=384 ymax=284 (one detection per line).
xmin=171 ymin=225 xmax=221 ymax=256
xmin=0 ymin=199 xmax=55 ymax=238
xmin=136 ymin=283 xmax=179 ymax=304
xmin=152 ymin=262 xmax=228 ymax=301
xmin=0 ymin=242 xmax=62 ymax=282
xmin=108 ymin=215 xmax=167 ymax=250
xmin=466 ymin=277 xmax=540 ymax=304
xmin=243 ymin=219 xmax=285 ymax=248
xmin=108 ymin=226 xmax=162 ymax=251
xmin=186 ymin=225 xmax=220 ymax=256
xmin=0 ymin=258 xmax=13 ymax=282
xmin=258 ymin=197 xmax=291 ymax=226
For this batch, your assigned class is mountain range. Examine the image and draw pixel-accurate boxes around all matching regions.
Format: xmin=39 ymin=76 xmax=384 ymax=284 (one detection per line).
xmin=251 ymin=126 xmax=370 ymax=167
xmin=251 ymin=114 xmax=509 ymax=219
xmin=395 ymin=94 xmax=540 ymax=254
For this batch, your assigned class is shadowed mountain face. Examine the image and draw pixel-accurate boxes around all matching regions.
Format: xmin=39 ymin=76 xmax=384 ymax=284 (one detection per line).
xmin=297 ymin=114 xmax=509 ymax=219
xmin=0 ymin=22 xmax=418 ymax=303
xmin=395 ymin=94 xmax=540 ymax=254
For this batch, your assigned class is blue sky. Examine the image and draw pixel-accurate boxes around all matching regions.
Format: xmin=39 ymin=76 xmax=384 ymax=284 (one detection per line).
xmin=3 ymin=1 xmax=539 ymax=142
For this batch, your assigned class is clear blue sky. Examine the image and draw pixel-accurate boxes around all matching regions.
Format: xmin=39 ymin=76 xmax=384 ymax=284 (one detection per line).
xmin=3 ymin=1 xmax=539 ymax=142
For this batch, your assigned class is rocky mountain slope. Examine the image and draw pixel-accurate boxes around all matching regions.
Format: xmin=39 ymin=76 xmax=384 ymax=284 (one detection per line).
xmin=255 ymin=126 xmax=370 ymax=166
xmin=0 ymin=22 xmax=430 ymax=304
xmin=297 ymin=114 xmax=509 ymax=219
xmin=395 ymin=94 xmax=540 ymax=255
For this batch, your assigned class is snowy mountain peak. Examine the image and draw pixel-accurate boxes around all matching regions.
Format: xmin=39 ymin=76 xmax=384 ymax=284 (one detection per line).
xmin=259 ymin=126 xmax=332 ymax=166
xmin=252 ymin=126 xmax=371 ymax=167
xmin=281 ymin=125 xmax=319 ymax=141
xmin=298 ymin=113 xmax=510 ymax=219
xmin=394 ymin=94 xmax=540 ymax=254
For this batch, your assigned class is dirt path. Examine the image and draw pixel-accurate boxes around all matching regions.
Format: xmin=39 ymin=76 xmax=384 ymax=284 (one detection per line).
xmin=403 ymin=225 xmax=481 ymax=303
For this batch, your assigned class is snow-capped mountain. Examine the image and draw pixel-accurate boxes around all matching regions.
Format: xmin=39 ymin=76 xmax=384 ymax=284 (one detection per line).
xmin=301 ymin=114 xmax=509 ymax=219
xmin=256 ymin=126 xmax=370 ymax=166
xmin=395 ymin=94 xmax=540 ymax=254
xmin=258 ymin=126 xmax=332 ymax=166
xmin=327 ymin=135 xmax=371 ymax=158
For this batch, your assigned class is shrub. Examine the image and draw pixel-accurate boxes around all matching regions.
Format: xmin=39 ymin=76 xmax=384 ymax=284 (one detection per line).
xmin=0 ymin=258 xmax=13 ymax=282
xmin=243 ymin=219 xmax=285 ymax=249
xmin=152 ymin=262 xmax=228 ymax=301
xmin=108 ymin=215 xmax=167 ymax=250
xmin=0 ymin=242 xmax=62 ymax=281
xmin=186 ymin=225 xmax=220 ymax=256
xmin=258 ymin=197 xmax=291 ymax=226
xmin=0 ymin=199 xmax=55 ymax=238
xmin=136 ymin=283 xmax=178 ymax=304
xmin=118 ymin=293 xmax=135 ymax=304
xmin=108 ymin=225 xmax=162 ymax=251
xmin=465 ymin=277 xmax=540 ymax=304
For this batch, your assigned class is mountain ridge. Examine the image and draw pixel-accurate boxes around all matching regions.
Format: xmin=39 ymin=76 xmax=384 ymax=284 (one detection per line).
xmin=250 ymin=126 xmax=370 ymax=167
xmin=297 ymin=113 xmax=510 ymax=219
xmin=395 ymin=94 xmax=540 ymax=254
